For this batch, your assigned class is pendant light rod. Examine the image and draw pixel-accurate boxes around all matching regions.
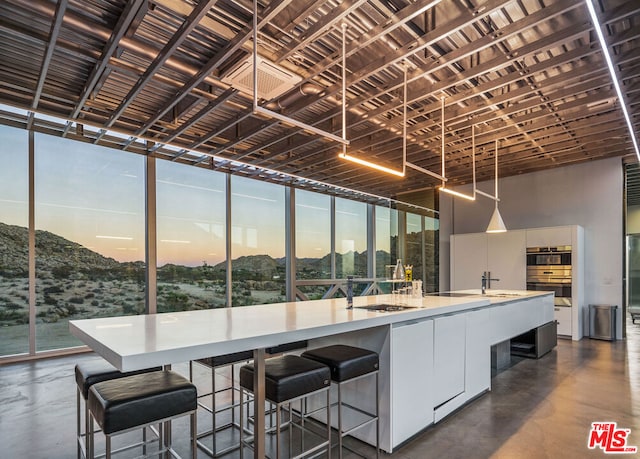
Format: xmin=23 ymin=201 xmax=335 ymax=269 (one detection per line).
xmin=494 ymin=139 xmax=499 ymax=202
xmin=339 ymin=26 xmax=402 ymax=175
xmin=402 ymin=62 xmax=407 ymax=176
xmin=441 ymin=95 xmax=445 ymax=179
xmin=251 ymin=0 xmax=348 ymax=145
xmin=342 ymin=23 xmax=347 ymax=152
xmin=486 ymin=138 xmax=507 ymax=233
xmin=474 ymin=133 xmax=500 ymax=202
xmin=439 ymin=97 xmax=473 ymax=200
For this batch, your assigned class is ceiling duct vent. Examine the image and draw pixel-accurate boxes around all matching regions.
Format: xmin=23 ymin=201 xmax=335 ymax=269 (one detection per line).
xmin=222 ymin=56 xmax=302 ymax=101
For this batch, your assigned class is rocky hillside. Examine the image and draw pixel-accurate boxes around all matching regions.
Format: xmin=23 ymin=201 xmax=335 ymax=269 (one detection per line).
xmin=0 ymin=222 xmax=122 ymax=277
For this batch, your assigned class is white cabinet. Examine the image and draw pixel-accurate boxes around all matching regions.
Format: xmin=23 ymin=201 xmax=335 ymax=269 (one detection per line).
xmin=526 ymin=226 xmax=572 ymax=247
xmin=450 ymin=230 xmax=526 ymax=291
xmin=433 ymin=314 xmax=466 ymax=407
xmin=450 ymin=233 xmax=487 ymax=290
xmin=391 ymin=319 xmax=434 ymax=445
xmin=464 ymin=308 xmax=492 ymax=399
xmin=554 ymin=306 xmax=572 ymax=336
xmin=488 ymin=231 xmax=527 ymax=289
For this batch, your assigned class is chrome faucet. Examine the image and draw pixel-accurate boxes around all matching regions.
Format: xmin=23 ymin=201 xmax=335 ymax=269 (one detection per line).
xmin=481 ymin=271 xmax=500 ymax=294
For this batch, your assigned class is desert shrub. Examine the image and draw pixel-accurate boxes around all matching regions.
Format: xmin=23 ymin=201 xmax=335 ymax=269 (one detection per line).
xmin=52 ymin=265 xmax=73 ymax=279
xmin=91 ymin=300 xmax=99 ymax=307
xmin=44 ymin=286 xmax=64 ymax=294
xmin=68 ymin=296 xmax=84 ymax=304
xmin=44 ymin=295 xmax=58 ymax=306
xmin=84 ymin=292 xmax=95 ymax=299
xmin=0 ymin=309 xmax=28 ymax=323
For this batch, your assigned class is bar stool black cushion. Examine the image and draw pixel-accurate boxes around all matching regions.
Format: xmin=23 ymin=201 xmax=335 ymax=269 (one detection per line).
xmin=239 ymin=355 xmax=330 ymax=403
xmin=302 ymin=345 xmax=379 ymax=382
xmin=75 ymin=360 xmax=161 ymax=400
xmin=88 ymin=370 xmax=197 ymax=435
xmin=195 ymin=350 xmax=254 ymax=368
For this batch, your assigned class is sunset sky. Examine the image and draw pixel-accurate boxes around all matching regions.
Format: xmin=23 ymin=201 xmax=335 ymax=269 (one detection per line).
xmin=1 ymin=120 xmax=426 ymax=268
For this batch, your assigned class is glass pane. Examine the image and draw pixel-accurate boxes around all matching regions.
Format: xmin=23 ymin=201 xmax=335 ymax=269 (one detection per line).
xmin=424 ymin=215 xmax=439 ymax=293
xmin=156 ymin=161 xmax=226 ymax=312
xmin=406 ymin=212 xmax=423 ymax=283
xmin=375 ymin=205 xmax=398 ymax=279
xmin=35 ymin=134 xmax=145 ymax=351
xmin=0 ymin=126 xmax=29 ymax=356
xmin=231 ymin=176 xmax=285 ymax=306
xmin=296 ymin=190 xmax=330 ymax=280
xmin=335 ymin=197 xmax=367 ymax=278
xmin=628 ymin=235 xmax=640 ymax=308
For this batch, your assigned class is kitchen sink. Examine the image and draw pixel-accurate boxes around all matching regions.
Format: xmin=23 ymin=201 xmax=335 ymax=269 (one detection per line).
xmin=355 ymin=304 xmax=416 ymax=312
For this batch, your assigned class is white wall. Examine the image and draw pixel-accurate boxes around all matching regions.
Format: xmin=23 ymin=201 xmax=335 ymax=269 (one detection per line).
xmin=440 ymin=156 xmax=624 ymax=338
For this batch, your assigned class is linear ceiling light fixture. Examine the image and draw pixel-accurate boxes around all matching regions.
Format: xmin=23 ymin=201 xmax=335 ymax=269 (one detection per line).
xmin=486 ymin=139 xmax=507 ymax=233
xmin=585 ymin=0 xmax=640 ymax=161
xmin=339 ymin=29 xmax=405 ymax=177
xmin=251 ymin=0 xmax=348 ymax=145
xmin=438 ymin=97 xmax=474 ymax=200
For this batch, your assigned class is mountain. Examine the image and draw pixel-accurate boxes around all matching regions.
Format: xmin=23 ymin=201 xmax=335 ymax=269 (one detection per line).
xmin=0 ymin=222 xmax=123 ymax=277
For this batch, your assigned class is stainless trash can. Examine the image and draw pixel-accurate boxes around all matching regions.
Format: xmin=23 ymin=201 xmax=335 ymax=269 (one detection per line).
xmin=589 ymin=304 xmax=617 ymax=341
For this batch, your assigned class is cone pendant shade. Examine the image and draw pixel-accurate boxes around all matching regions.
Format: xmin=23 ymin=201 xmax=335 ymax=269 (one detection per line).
xmin=486 ymin=205 xmax=507 ymax=233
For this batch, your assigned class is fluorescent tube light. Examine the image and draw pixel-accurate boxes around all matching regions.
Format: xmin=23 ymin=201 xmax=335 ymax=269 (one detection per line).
xmin=339 ymin=153 xmax=405 ymax=177
xmin=439 ymin=186 xmax=476 ymax=201
xmin=585 ymin=0 xmax=640 ymax=161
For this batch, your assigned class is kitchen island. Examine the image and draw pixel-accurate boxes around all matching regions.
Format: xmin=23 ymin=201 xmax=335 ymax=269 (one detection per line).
xmin=69 ymin=289 xmax=553 ymax=454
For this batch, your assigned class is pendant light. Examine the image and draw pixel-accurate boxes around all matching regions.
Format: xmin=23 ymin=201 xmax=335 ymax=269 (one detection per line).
xmin=486 ymin=139 xmax=507 ymax=233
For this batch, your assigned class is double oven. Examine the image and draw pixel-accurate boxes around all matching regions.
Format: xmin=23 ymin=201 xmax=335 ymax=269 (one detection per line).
xmin=526 ymin=246 xmax=572 ymax=307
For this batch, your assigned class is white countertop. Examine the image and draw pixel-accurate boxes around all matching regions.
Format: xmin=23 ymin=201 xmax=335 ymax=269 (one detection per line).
xmin=69 ymin=290 xmax=551 ymax=372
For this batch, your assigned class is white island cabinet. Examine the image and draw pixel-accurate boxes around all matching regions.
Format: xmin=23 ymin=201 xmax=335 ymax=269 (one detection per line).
xmin=391 ymin=318 xmax=434 ymax=446
xmin=433 ymin=314 xmax=466 ymax=408
xmin=70 ymin=290 xmax=554 ymax=454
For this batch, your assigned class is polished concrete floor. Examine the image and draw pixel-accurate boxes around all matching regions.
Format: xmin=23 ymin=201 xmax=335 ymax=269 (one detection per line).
xmin=1 ymin=316 xmax=639 ymax=459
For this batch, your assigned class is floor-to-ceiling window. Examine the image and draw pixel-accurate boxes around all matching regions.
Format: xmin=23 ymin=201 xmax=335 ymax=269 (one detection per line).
xmin=0 ymin=125 xmax=29 ymax=356
xmin=424 ymin=213 xmax=439 ymax=293
xmin=404 ymin=210 xmax=439 ymax=293
xmin=405 ymin=211 xmax=423 ymax=283
xmin=231 ymin=175 xmax=285 ymax=306
xmin=156 ymin=161 xmax=227 ymax=311
xmin=295 ymin=190 xmax=331 ymax=300
xmin=34 ymin=134 xmax=145 ymax=351
xmin=335 ymin=197 xmax=367 ymax=278
xmin=0 ymin=114 xmax=440 ymax=359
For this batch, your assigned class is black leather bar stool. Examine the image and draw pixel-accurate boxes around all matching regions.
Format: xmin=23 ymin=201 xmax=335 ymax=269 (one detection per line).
xmin=87 ymin=370 xmax=197 ymax=459
xmin=301 ymin=345 xmax=380 ymax=458
xmin=75 ymin=360 xmax=161 ymax=459
xmin=189 ymin=350 xmax=254 ymax=457
xmin=238 ymin=355 xmax=331 ymax=459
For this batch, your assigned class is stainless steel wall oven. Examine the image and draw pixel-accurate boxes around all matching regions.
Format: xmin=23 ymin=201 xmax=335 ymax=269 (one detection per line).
xmin=526 ymin=246 xmax=572 ymax=306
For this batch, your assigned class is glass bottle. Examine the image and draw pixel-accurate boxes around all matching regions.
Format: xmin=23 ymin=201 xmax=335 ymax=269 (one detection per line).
xmin=393 ymin=259 xmax=405 ymax=281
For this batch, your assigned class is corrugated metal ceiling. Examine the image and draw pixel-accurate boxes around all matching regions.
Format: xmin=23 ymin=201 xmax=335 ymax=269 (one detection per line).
xmin=0 ymin=0 xmax=638 ymax=200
